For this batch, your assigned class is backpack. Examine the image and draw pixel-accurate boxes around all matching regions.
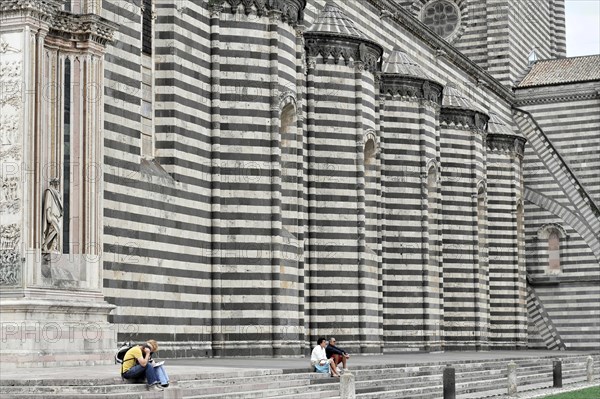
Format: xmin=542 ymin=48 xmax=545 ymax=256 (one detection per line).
xmin=115 ymin=341 xmax=135 ymax=365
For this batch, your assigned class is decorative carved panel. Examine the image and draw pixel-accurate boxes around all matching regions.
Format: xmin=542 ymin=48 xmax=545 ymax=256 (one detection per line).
xmin=380 ymin=75 xmax=443 ymax=105
xmin=0 ymin=33 xmax=23 ymax=286
xmin=304 ymin=36 xmax=382 ymax=74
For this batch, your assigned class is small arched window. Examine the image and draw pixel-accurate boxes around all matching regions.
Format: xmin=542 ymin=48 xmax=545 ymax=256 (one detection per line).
xmin=363 ymin=136 xmax=377 ymax=179
xmin=537 ymin=224 xmax=566 ymax=275
xmin=364 ymin=138 xmax=376 ymax=166
xmin=547 ymin=230 xmax=560 ymax=273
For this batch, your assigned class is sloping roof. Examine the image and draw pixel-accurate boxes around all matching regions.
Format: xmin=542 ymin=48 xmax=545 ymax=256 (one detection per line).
xmin=307 ymin=1 xmax=369 ymax=39
xmin=518 ymin=55 xmax=600 ymax=88
xmin=382 ymin=49 xmax=432 ymax=80
xmin=443 ymin=85 xmax=476 ymax=110
xmin=488 ymin=111 xmax=521 ymax=137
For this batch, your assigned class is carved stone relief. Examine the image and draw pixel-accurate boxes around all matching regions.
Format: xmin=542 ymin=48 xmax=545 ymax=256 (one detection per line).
xmin=304 ymin=36 xmax=382 ymax=74
xmin=380 ymin=75 xmax=443 ymax=105
xmin=0 ymin=33 xmax=23 ymax=286
xmin=0 ymin=224 xmax=21 ymax=286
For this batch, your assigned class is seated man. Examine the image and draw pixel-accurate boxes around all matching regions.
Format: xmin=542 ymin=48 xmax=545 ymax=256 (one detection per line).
xmin=326 ymin=337 xmax=350 ymax=373
xmin=311 ymin=337 xmax=340 ymax=377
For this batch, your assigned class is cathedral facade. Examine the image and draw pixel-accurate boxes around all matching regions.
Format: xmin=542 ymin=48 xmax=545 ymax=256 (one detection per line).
xmin=0 ymin=0 xmax=598 ymax=365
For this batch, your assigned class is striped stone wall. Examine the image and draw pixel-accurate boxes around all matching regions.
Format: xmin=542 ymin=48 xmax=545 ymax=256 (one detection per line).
xmin=95 ymin=0 xmax=536 ymax=357
xmin=516 ymin=83 xmax=600 ymax=204
xmin=394 ymin=0 xmax=567 ymax=86
xmin=302 ymin=0 xmax=529 ymax=353
xmin=438 ymin=101 xmax=490 ymax=350
xmin=101 ymin=0 xmax=215 ymax=357
xmin=304 ymin=49 xmax=383 ymax=352
xmin=515 ymin=83 xmax=600 ymax=351
xmin=486 ymin=130 xmax=528 ymax=349
xmin=211 ymin=3 xmax=306 ymax=357
xmin=4 ymin=0 xmax=595 ymax=365
xmin=380 ymin=93 xmax=442 ymax=351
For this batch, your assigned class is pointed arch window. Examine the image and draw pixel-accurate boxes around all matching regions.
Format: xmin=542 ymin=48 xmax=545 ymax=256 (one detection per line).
xmin=62 ymin=57 xmax=71 ymax=253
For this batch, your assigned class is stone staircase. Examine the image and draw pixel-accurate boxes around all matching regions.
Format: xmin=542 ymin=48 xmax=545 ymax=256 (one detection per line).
xmin=0 ymin=354 xmax=597 ymax=398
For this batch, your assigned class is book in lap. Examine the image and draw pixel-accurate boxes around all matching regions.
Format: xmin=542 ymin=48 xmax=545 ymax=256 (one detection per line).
xmin=152 ymin=361 xmax=164 ymax=368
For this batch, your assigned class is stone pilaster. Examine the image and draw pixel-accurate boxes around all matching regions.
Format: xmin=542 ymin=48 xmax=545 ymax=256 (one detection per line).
xmin=295 ymin=24 xmax=308 ymax=352
xmin=305 ymin=55 xmax=317 ymax=345
xmin=354 ymin=61 xmax=367 ymax=353
xmin=209 ymin=2 xmax=223 ymax=358
xmin=268 ymin=9 xmax=284 ymax=357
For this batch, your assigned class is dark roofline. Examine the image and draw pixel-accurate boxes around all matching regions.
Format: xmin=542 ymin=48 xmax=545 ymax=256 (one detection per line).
xmin=515 ymin=77 xmax=600 ymax=89
xmin=530 ymin=54 xmax=600 ymax=64
xmin=366 ymin=0 xmax=516 ymax=105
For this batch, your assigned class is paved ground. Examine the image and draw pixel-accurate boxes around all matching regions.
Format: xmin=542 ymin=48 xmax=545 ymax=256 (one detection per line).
xmin=0 ymin=350 xmax=595 ymax=383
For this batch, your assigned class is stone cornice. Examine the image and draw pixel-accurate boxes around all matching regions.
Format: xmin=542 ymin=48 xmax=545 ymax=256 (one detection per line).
xmin=366 ymin=0 xmax=516 ymax=105
xmin=380 ymin=74 xmax=443 ymax=105
xmin=209 ymin=0 xmax=306 ymax=25
xmin=0 ymin=1 xmax=116 ymax=47
xmin=514 ymin=83 xmax=600 ymax=105
xmin=304 ymin=34 xmax=383 ymax=74
xmin=440 ymin=107 xmax=489 ymax=133
xmin=487 ymin=133 xmax=526 ymax=158
xmin=49 ymin=12 xmax=117 ymax=46
xmin=0 ymin=0 xmax=62 ymax=24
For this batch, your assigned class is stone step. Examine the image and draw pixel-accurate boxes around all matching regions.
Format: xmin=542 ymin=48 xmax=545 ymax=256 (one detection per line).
xmin=176 ymin=372 xmax=326 ymax=388
xmin=353 ymin=365 xmax=444 ymax=380
xmin=456 ymin=368 xmax=506 ymax=382
xmin=0 ymin=390 xmax=164 ymax=399
xmin=0 ymin=368 xmax=284 ymax=387
xmin=0 ymin=383 xmax=151 ymax=396
xmin=268 ymin=390 xmax=341 ymax=399
xmin=180 ymin=378 xmax=310 ymax=397
xmin=1 ymin=355 xmax=597 ymax=399
xmin=457 ymin=374 xmax=508 ymax=394
xmin=352 ymin=360 xmax=563 ymax=385
xmin=355 ymin=372 xmax=442 ymax=391
xmin=457 ymin=378 xmax=573 ymax=399
xmin=356 ymin=383 xmax=443 ymax=399
xmin=185 ymin=380 xmax=340 ymax=399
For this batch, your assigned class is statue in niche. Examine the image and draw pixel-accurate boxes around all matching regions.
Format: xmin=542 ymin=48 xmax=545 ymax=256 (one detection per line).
xmin=42 ymin=178 xmax=63 ymax=254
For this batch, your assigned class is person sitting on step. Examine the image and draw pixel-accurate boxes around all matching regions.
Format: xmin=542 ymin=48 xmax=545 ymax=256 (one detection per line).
xmin=121 ymin=339 xmax=164 ymax=391
xmin=311 ymin=337 xmax=340 ymax=377
xmin=326 ymin=337 xmax=350 ymax=374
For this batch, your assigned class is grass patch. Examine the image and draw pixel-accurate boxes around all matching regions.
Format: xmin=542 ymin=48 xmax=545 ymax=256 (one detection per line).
xmin=542 ymin=386 xmax=600 ymax=399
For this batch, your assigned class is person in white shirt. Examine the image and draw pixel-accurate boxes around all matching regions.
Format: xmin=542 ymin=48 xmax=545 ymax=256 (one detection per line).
xmin=310 ymin=337 xmax=340 ymax=377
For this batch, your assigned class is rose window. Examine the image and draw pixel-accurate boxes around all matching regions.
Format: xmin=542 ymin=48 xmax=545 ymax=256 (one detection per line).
xmin=422 ymin=0 xmax=460 ymax=39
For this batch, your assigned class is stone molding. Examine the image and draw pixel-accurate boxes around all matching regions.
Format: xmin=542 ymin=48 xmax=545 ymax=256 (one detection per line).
xmin=440 ymin=107 xmax=489 ymax=132
xmin=50 ymin=12 xmax=117 ymax=46
xmin=304 ymin=35 xmax=383 ymax=74
xmin=380 ymin=75 xmax=443 ymax=105
xmin=0 ymin=1 xmax=116 ymax=46
xmin=0 ymin=0 xmax=62 ymax=23
xmin=209 ymin=0 xmax=306 ymax=25
xmin=515 ymin=83 xmax=600 ymax=105
xmin=361 ymin=129 xmax=378 ymax=148
xmin=487 ymin=133 xmax=526 ymax=158
xmin=537 ymin=223 xmax=568 ymax=239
